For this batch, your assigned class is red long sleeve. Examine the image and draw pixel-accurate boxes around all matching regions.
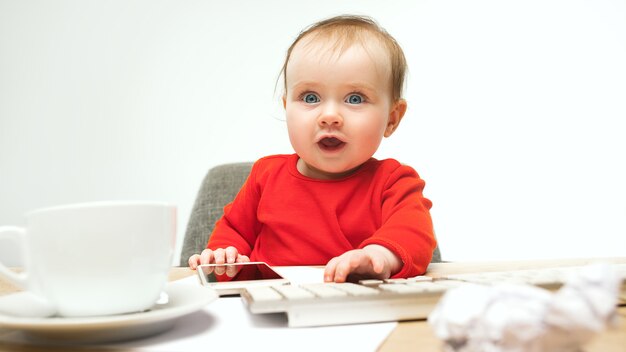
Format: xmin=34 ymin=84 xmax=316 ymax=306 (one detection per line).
xmin=208 ymin=154 xmax=436 ymax=277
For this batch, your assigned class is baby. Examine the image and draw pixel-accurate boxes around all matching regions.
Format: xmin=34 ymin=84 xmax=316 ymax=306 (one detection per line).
xmin=189 ymin=15 xmax=436 ymax=282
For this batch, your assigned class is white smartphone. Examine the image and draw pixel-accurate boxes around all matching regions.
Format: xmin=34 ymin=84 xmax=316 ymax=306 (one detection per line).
xmin=196 ymin=262 xmax=289 ymax=295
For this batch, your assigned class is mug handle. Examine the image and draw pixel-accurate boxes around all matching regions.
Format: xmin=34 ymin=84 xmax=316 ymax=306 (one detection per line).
xmin=0 ymin=226 xmax=28 ymax=289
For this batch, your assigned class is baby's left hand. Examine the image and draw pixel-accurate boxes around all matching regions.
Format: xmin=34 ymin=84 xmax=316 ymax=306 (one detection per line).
xmin=324 ymin=245 xmax=402 ymax=283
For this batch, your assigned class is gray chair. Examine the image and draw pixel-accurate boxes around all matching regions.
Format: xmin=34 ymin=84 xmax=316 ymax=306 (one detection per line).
xmin=180 ymin=162 xmax=441 ymax=266
xmin=180 ymin=162 xmax=254 ymax=266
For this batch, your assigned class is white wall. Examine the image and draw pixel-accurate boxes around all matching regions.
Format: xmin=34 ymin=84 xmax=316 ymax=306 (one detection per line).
xmin=1 ymin=0 xmax=625 ymax=266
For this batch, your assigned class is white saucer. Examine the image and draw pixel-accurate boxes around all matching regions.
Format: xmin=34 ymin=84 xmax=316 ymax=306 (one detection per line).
xmin=0 ymin=280 xmax=218 ymax=344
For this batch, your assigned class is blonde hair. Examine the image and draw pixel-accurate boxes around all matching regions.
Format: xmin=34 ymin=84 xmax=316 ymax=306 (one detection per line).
xmin=281 ymin=15 xmax=407 ymax=101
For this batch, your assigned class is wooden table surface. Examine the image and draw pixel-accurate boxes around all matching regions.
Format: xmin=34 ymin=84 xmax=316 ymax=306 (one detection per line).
xmin=1 ymin=259 xmax=625 ymax=352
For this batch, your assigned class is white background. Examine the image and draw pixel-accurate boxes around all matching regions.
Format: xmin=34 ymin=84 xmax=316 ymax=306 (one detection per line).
xmin=1 ymin=0 xmax=625 ymax=266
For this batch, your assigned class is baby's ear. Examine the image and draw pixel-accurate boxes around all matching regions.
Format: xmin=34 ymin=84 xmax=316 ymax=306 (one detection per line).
xmin=282 ymin=95 xmax=287 ymax=109
xmin=384 ymin=99 xmax=407 ymax=137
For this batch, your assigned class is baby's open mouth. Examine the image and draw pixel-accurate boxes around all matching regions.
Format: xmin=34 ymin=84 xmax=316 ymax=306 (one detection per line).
xmin=318 ymin=137 xmax=345 ymax=151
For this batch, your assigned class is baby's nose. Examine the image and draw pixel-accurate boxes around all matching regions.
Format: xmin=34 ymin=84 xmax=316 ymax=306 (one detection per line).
xmin=318 ymin=103 xmax=343 ymax=127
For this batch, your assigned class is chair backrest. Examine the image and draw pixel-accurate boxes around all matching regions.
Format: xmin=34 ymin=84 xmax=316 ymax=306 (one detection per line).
xmin=180 ymin=162 xmax=254 ymax=266
xmin=180 ymin=162 xmax=441 ymax=266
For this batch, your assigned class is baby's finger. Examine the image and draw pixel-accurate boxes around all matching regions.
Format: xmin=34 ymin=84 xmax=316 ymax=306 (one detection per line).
xmin=214 ymin=264 xmax=227 ymax=276
xmin=225 ymin=264 xmax=238 ymax=277
xmin=199 ymin=249 xmax=214 ymax=265
xmin=225 ymin=246 xmax=238 ymax=263
xmin=236 ymin=255 xmax=250 ymax=263
xmin=324 ymin=257 xmax=340 ymax=282
xmin=370 ymin=253 xmax=385 ymax=274
xmin=188 ymin=254 xmax=201 ymax=269
xmin=333 ymin=261 xmax=350 ymax=283
xmin=334 ymin=255 xmax=361 ymax=283
xmin=213 ymin=248 xmax=226 ymax=264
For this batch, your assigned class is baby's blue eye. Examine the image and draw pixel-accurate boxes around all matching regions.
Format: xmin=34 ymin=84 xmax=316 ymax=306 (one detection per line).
xmin=346 ymin=94 xmax=363 ymax=104
xmin=303 ymin=94 xmax=320 ymax=104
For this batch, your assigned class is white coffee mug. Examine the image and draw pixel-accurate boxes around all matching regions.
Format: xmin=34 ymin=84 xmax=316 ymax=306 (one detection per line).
xmin=0 ymin=201 xmax=176 ymax=317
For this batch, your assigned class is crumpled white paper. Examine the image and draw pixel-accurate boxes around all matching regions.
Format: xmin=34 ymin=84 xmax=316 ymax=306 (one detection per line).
xmin=428 ymin=264 xmax=622 ymax=352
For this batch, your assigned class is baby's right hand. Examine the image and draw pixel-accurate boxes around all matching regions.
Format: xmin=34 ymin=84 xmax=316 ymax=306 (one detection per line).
xmin=187 ymin=246 xmax=250 ymax=270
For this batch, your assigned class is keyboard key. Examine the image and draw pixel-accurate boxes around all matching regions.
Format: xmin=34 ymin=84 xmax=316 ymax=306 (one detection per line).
xmin=301 ymin=284 xmax=348 ymax=298
xmin=407 ymin=276 xmax=433 ymax=282
xmin=359 ymin=279 xmax=384 ymax=286
xmin=272 ymin=285 xmax=316 ymax=300
xmin=404 ymin=282 xmax=450 ymax=293
xmin=245 ymin=286 xmax=284 ymax=302
xmin=331 ymin=283 xmax=380 ymax=296
xmin=379 ymin=283 xmax=428 ymax=294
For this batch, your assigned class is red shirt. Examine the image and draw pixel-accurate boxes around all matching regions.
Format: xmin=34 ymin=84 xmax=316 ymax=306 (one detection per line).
xmin=208 ymin=154 xmax=436 ymax=277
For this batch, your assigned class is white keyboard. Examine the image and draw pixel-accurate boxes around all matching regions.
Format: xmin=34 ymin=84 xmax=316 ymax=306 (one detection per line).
xmin=241 ymin=263 xmax=626 ymax=327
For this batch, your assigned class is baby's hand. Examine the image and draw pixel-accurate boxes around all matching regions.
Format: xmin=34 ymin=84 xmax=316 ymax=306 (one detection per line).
xmin=187 ymin=246 xmax=250 ymax=270
xmin=323 ymin=245 xmax=401 ymax=283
